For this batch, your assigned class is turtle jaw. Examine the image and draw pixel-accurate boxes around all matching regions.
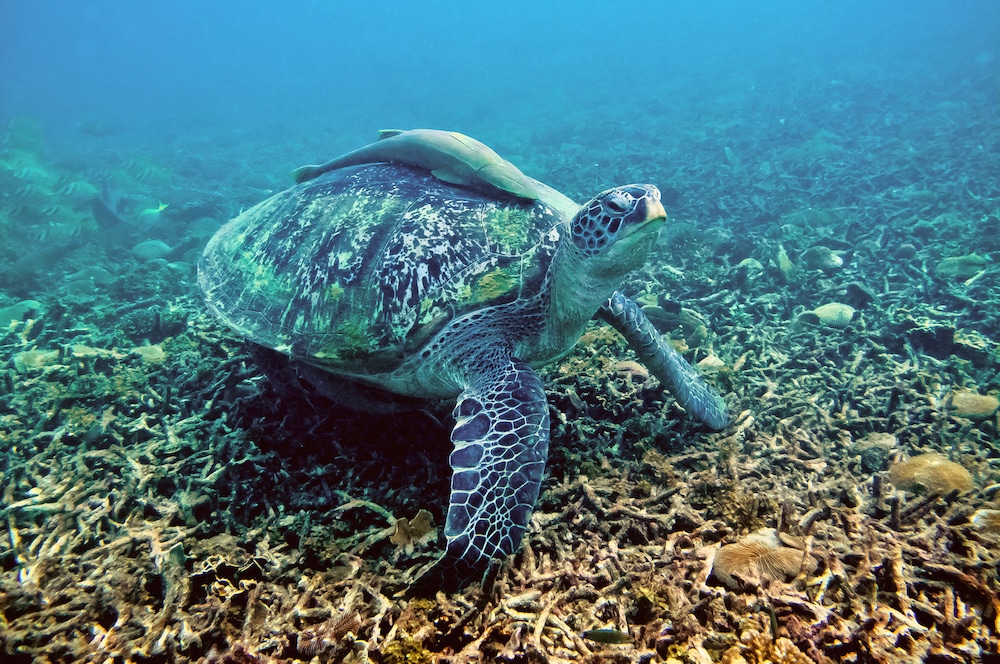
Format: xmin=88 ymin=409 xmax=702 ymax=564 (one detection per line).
xmin=643 ymin=197 xmax=667 ymax=227
xmin=597 ymin=208 xmax=666 ymax=277
xmin=619 ymin=195 xmax=666 ymax=243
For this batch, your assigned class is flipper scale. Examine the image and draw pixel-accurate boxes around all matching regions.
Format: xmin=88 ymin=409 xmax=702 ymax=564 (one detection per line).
xmin=417 ymin=352 xmax=549 ymax=591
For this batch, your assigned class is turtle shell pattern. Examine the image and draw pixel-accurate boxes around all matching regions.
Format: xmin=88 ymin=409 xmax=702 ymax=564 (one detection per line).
xmin=199 ymin=164 xmax=565 ymax=378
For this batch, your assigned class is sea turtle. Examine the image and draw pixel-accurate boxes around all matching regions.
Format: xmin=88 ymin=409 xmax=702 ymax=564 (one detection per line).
xmin=199 ymin=131 xmax=729 ymax=590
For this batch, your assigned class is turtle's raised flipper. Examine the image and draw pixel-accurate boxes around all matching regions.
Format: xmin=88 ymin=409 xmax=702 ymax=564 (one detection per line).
xmin=599 ymin=291 xmax=729 ymax=430
xmin=418 ymin=354 xmax=550 ymax=591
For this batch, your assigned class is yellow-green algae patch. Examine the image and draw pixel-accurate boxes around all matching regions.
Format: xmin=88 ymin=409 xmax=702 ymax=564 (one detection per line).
xmin=488 ymin=204 xmax=535 ymax=254
xmin=471 ymin=267 xmax=517 ymax=303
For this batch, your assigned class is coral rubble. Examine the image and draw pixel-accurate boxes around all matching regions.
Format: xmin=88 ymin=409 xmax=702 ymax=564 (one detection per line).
xmin=2 ymin=63 xmax=1000 ymax=663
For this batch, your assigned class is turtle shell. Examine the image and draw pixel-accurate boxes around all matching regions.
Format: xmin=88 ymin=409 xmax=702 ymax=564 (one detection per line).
xmin=199 ymin=163 xmax=568 ymax=374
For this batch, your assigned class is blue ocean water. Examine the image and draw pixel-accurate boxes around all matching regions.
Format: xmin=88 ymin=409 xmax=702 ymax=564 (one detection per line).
xmin=3 ymin=1 xmax=997 ymax=158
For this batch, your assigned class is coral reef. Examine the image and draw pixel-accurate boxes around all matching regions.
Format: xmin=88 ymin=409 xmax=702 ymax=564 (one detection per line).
xmin=720 ymin=628 xmax=814 ymax=664
xmin=934 ymin=254 xmax=988 ymax=281
xmin=799 ymin=246 xmax=843 ymax=271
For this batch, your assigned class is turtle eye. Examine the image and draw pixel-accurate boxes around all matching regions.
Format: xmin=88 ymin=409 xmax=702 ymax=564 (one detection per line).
xmin=605 ymin=197 xmax=628 ymax=214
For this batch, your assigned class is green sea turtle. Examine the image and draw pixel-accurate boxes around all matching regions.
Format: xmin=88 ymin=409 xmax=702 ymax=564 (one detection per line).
xmin=199 ymin=134 xmax=728 ymax=590
xmin=290 ymin=128 xmax=540 ymax=200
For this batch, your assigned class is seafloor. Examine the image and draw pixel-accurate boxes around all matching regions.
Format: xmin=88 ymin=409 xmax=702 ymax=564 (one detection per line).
xmin=1 ymin=72 xmax=999 ymax=664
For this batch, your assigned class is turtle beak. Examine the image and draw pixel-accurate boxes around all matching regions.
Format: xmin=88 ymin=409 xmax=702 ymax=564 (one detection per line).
xmin=645 ymin=198 xmax=667 ymax=224
xmin=629 ymin=197 xmax=666 ymax=238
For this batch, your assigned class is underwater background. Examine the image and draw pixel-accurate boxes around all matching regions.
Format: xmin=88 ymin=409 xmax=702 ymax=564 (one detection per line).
xmin=1 ymin=1 xmax=999 ymax=662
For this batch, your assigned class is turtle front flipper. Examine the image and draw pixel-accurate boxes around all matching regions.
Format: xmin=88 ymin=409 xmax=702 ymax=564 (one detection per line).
xmin=417 ymin=353 xmax=550 ymax=591
xmin=599 ymin=291 xmax=729 ymax=430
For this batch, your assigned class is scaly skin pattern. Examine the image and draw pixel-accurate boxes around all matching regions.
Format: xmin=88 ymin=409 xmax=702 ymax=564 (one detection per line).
xmin=436 ymin=354 xmax=550 ymax=589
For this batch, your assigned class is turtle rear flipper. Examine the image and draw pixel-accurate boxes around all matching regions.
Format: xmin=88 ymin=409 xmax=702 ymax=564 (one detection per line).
xmin=415 ymin=353 xmax=549 ymax=592
xmin=599 ymin=291 xmax=729 ymax=431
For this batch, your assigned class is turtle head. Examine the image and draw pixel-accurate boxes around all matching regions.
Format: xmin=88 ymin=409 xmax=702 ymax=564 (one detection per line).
xmin=569 ymin=184 xmax=666 ymax=275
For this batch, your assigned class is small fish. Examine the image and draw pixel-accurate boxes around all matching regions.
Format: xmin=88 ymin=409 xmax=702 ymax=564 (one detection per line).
xmin=125 ymin=161 xmax=167 ymax=181
xmin=77 ymin=118 xmax=119 ymax=137
xmin=137 ymin=202 xmax=169 ymax=225
xmin=139 ymin=202 xmax=169 ymax=216
xmin=40 ymin=218 xmax=82 ymax=242
xmin=14 ymin=183 xmax=47 ymax=198
xmin=42 ymin=204 xmax=74 ymax=218
xmin=777 ymin=244 xmax=795 ymax=282
xmin=582 ymin=628 xmax=633 ymax=644
xmin=57 ymin=180 xmax=99 ymax=200
xmin=9 ymin=204 xmax=33 ymax=218
xmin=14 ymin=165 xmax=49 ymax=180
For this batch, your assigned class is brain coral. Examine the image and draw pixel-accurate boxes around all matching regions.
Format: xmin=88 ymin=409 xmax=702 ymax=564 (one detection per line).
xmin=948 ymin=389 xmax=999 ymax=421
